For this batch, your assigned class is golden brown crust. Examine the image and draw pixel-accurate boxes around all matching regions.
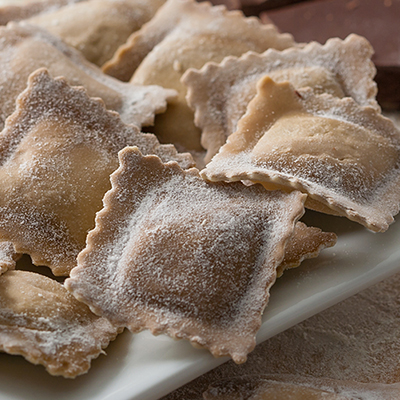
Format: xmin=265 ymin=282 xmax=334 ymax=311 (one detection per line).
xmin=66 ymin=146 xmax=306 ymax=363
xmin=0 ymin=270 xmax=121 ymax=378
xmin=202 ymin=77 xmax=400 ymax=232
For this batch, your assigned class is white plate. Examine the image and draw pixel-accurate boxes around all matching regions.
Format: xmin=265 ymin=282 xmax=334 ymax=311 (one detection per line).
xmin=1 ymin=211 xmax=400 ymax=400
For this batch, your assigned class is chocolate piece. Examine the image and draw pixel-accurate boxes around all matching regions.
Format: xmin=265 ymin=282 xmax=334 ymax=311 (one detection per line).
xmin=262 ymin=0 xmax=400 ymax=109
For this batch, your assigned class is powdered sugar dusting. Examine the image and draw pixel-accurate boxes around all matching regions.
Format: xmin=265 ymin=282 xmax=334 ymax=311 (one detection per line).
xmin=66 ymin=147 xmax=306 ymax=363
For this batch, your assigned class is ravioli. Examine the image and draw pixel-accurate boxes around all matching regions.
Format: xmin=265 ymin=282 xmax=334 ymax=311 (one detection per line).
xmin=103 ymin=0 xmax=295 ymax=159
xmin=202 ymin=77 xmax=400 ymax=232
xmin=0 ymin=22 xmax=176 ymax=130
xmin=0 ymin=270 xmax=120 ymax=378
xmin=183 ymin=34 xmax=378 ymax=162
xmin=104 ymin=0 xmax=294 ymax=81
xmin=66 ymin=146 xmax=306 ymax=363
xmin=28 ymin=0 xmax=166 ymax=66
xmin=0 ymin=69 xmax=193 ymax=276
xmin=0 ymin=0 xmax=83 ymax=25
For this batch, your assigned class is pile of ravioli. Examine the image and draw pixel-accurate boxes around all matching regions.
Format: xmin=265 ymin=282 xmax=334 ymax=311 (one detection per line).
xmin=0 ymin=0 xmax=399 ymax=378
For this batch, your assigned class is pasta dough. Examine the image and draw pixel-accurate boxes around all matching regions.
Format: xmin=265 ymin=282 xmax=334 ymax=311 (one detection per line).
xmin=202 ymin=77 xmax=400 ymax=232
xmin=104 ymin=0 xmax=295 ymax=158
xmin=278 ymin=222 xmax=336 ymax=278
xmin=0 ymin=69 xmax=193 ymax=276
xmin=28 ymin=0 xmax=166 ymax=66
xmin=0 ymin=0 xmax=83 ymax=25
xmin=0 ymin=270 xmax=120 ymax=378
xmin=66 ymin=146 xmax=306 ymax=363
xmin=0 ymin=22 xmax=176 ymax=130
xmin=0 ymin=242 xmax=19 ymax=276
xmin=183 ymin=34 xmax=378 ymax=162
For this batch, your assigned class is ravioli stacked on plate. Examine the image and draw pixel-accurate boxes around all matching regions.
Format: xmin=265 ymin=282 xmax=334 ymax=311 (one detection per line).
xmin=0 ymin=0 xmax=398 ymax=381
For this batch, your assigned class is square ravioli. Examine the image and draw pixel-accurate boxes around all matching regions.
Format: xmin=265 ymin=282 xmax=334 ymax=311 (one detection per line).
xmin=0 ymin=270 xmax=120 ymax=378
xmin=66 ymin=147 xmax=306 ymax=364
xmin=0 ymin=0 xmax=83 ymax=25
xmin=0 ymin=68 xmax=193 ymax=276
xmin=0 ymin=22 xmax=176 ymax=130
xmin=103 ymin=0 xmax=295 ymax=157
xmin=27 ymin=0 xmax=166 ymax=66
xmin=103 ymin=0 xmax=295 ymax=82
xmin=202 ymin=77 xmax=400 ymax=232
xmin=183 ymin=34 xmax=378 ymax=162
